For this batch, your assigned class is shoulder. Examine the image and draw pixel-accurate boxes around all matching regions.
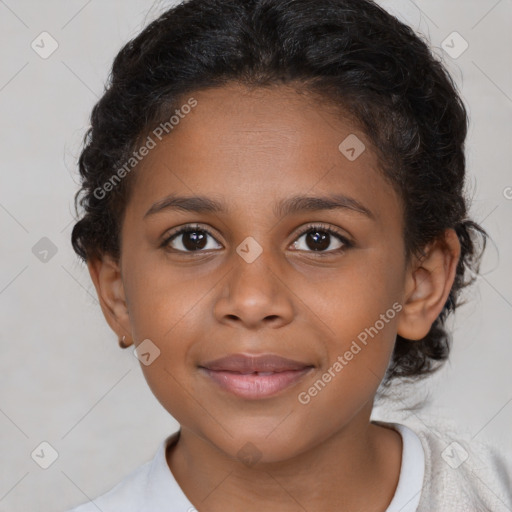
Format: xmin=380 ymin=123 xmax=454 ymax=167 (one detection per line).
xmin=394 ymin=413 xmax=512 ymax=511
xmin=63 ymin=431 xmax=186 ymax=512
xmin=64 ymin=459 xmax=152 ymax=512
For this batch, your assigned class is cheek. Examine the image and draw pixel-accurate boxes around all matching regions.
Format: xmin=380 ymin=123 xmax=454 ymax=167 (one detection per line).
xmin=136 ymin=355 xmax=196 ymax=428
xmin=122 ymin=259 xmax=201 ymax=414
xmin=309 ymin=253 xmax=403 ymax=340
xmin=296 ymin=293 xmax=400 ymax=424
xmin=122 ymin=253 xmax=212 ymax=341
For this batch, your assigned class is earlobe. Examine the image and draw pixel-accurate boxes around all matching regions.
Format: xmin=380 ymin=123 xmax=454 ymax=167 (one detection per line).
xmin=87 ymin=254 xmax=133 ymax=346
xmin=397 ymin=229 xmax=461 ymax=340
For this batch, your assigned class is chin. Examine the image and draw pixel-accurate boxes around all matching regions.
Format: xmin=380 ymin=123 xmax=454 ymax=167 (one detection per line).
xmin=202 ymin=420 xmax=315 ymax=467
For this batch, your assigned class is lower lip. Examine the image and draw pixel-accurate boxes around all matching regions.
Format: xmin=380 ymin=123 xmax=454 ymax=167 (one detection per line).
xmin=200 ymin=368 xmax=313 ymax=399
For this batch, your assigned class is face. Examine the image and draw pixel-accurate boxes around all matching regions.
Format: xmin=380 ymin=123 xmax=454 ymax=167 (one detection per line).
xmin=112 ymin=84 xmax=410 ymax=462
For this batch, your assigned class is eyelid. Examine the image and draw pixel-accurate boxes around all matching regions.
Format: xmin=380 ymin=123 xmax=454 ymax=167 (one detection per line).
xmin=293 ymin=223 xmax=351 ymax=244
xmin=160 ymin=223 xmax=221 ymax=249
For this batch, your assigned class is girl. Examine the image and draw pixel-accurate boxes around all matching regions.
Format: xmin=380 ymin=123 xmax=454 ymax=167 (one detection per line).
xmin=67 ymin=0 xmax=512 ymax=510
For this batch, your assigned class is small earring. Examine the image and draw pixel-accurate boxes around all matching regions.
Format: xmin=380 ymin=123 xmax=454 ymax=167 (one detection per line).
xmin=119 ymin=335 xmax=129 ymax=348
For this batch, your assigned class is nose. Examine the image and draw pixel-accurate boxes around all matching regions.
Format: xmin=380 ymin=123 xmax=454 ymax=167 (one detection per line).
xmin=213 ymin=248 xmax=295 ymax=330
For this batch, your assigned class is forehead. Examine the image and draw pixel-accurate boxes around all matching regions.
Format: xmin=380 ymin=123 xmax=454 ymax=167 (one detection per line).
xmin=128 ymin=83 xmax=401 ymax=228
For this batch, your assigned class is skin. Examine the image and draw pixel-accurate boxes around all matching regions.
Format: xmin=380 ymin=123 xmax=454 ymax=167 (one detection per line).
xmin=88 ymin=83 xmax=460 ymax=511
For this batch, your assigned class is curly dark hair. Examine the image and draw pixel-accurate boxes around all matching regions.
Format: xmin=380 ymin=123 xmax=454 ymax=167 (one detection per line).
xmin=71 ymin=0 xmax=487 ymax=385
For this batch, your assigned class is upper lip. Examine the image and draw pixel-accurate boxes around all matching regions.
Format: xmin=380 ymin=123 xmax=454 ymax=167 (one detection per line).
xmin=199 ymin=354 xmax=313 ymax=373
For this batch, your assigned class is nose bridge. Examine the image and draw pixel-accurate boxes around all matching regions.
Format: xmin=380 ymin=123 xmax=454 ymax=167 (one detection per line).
xmin=232 ymin=236 xmax=281 ymax=299
xmin=213 ymin=234 xmax=294 ymax=328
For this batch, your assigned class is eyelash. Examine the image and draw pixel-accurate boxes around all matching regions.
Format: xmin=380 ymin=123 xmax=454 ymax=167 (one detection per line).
xmin=161 ymin=223 xmax=353 ymax=255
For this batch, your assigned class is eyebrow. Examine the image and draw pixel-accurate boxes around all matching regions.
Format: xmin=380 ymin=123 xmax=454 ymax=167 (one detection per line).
xmin=144 ymin=193 xmax=375 ymax=220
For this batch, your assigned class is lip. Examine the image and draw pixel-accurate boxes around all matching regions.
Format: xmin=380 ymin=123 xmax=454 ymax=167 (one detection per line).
xmin=199 ymin=354 xmax=314 ymax=399
xmin=201 ymin=354 xmax=312 ymax=373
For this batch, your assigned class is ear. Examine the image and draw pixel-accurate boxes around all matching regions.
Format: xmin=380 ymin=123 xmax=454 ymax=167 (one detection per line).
xmin=87 ymin=254 xmax=133 ymax=347
xmin=397 ymin=228 xmax=461 ymax=340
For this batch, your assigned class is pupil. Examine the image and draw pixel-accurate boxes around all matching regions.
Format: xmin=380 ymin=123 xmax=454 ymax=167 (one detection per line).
xmin=183 ymin=230 xmax=207 ymax=251
xmin=306 ymin=230 xmax=329 ymax=251
xmin=179 ymin=229 xmax=331 ymax=252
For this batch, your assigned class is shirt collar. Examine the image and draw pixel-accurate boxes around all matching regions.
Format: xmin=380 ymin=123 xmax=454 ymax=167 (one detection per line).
xmin=139 ymin=422 xmax=424 ymax=512
xmin=141 ymin=429 xmax=195 ymax=512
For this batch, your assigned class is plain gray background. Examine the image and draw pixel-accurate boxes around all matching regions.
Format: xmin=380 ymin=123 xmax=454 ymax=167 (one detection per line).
xmin=0 ymin=1 xmax=511 ymax=510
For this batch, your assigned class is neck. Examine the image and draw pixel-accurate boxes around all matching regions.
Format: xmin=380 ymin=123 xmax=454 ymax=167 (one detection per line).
xmin=166 ymin=405 xmax=402 ymax=511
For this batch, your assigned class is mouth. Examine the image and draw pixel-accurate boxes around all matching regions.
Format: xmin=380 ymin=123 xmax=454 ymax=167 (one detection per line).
xmin=198 ymin=354 xmax=315 ymax=399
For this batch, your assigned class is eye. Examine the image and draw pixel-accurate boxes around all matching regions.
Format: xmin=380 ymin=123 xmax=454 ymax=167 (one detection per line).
xmin=162 ymin=224 xmax=222 ymax=253
xmin=162 ymin=223 xmax=352 ymax=254
xmin=291 ymin=224 xmax=352 ymax=254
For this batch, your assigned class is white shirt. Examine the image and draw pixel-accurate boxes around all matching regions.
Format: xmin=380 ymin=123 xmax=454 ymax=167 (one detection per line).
xmin=67 ymin=421 xmax=425 ymax=512
xmin=382 ymin=422 xmax=424 ymax=512
xmin=67 ymin=416 xmax=512 ymax=511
